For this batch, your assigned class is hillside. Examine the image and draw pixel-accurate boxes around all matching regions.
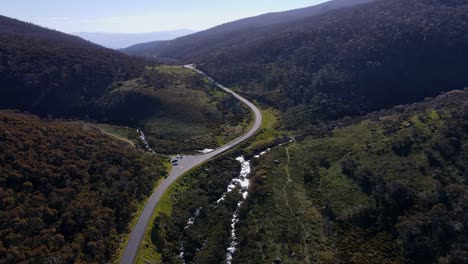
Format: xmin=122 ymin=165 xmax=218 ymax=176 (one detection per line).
xmin=0 ymin=111 xmax=166 ymax=263
xmin=121 ymin=0 xmax=374 ymax=59
xmin=0 ymin=15 xmax=90 ymax=44
xmin=147 ymin=89 xmax=468 ymax=263
xmin=232 ymin=89 xmax=468 ymax=263
xmin=2 ymin=2 xmax=467 ymax=263
xmin=197 ymin=0 xmax=468 ymax=125
xmin=121 ymin=41 xmax=165 ymax=60
xmin=0 ymin=15 xmax=145 ymax=117
xmin=0 ymin=16 xmax=249 ymax=153
xmin=74 ymin=30 xmax=195 ymax=49
xmin=92 ymin=65 xmax=250 ymax=153
xmin=124 ymin=0 xmax=468 ymax=128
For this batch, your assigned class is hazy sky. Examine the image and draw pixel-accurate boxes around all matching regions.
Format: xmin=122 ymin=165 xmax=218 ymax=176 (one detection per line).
xmin=1 ymin=0 xmax=329 ymax=33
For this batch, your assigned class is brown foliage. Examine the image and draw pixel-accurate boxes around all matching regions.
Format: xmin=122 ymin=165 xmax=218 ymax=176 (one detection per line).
xmin=0 ymin=111 xmax=166 ymax=263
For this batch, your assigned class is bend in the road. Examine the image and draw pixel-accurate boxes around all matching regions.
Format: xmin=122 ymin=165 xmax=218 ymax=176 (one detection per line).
xmin=120 ymin=65 xmax=262 ymax=264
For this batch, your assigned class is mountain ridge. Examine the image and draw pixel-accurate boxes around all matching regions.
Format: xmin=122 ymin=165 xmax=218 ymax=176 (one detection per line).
xmin=0 ymin=14 xmax=146 ymax=117
xmin=196 ymin=0 xmax=468 ymax=127
xmin=74 ymin=29 xmax=196 ymax=49
xmin=121 ymin=0 xmax=375 ymax=59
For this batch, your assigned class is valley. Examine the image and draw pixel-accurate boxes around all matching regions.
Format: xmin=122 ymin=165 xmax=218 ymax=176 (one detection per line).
xmin=121 ymin=66 xmax=263 ymax=264
xmin=91 ymin=65 xmax=251 ymax=154
xmin=1 ymin=0 xmax=468 ymax=263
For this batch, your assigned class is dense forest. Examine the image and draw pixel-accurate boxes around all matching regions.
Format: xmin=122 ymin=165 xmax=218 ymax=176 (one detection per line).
xmin=0 ymin=111 xmax=166 ymax=263
xmin=196 ymin=0 xmax=468 ymax=124
xmin=0 ymin=15 xmax=145 ymax=117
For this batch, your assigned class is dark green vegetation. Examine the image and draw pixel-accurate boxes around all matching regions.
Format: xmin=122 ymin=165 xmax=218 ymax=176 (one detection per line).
xmin=97 ymin=0 xmax=468 ymax=263
xmin=131 ymin=2 xmax=468 ymax=260
xmin=234 ymin=89 xmax=468 ymax=263
xmin=2 ymin=0 xmax=468 ymax=263
xmin=95 ymin=65 xmax=249 ymax=153
xmin=144 ymin=89 xmax=468 ymax=264
xmin=0 ymin=14 xmax=251 ymax=263
xmin=125 ymin=0 xmax=468 ymax=128
xmin=0 ymin=111 xmax=166 ymax=263
xmin=199 ymin=0 xmax=468 ymax=126
xmin=149 ymin=154 xmax=244 ymax=263
xmin=0 ymin=15 xmax=145 ymax=117
xmin=0 ymin=15 xmax=248 ymax=153
xmin=143 ymin=109 xmax=285 ymax=264
xmin=122 ymin=0 xmax=374 ymax=60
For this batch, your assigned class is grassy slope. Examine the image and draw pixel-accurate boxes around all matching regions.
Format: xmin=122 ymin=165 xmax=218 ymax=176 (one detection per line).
xmin=248 ymin=108 xmax=283 ymax=149
xmin=130 ymin=89 xmax=467 ymax=264
xmin=234 ymin=90 xmax=468 ymax=263
xmin=80 ymin=122 xmax=139 ymax=148
xmin=101 ymin=65 xmax=250 ymax=154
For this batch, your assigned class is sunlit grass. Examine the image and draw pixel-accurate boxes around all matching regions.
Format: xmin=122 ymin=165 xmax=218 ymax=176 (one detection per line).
xmin=249 ymin=107 xmax=284 ymax=149
xmin=153 ymin=65 xmax=196 ymax=76
xmin=80 ymin=122 xmax=139 ymax=147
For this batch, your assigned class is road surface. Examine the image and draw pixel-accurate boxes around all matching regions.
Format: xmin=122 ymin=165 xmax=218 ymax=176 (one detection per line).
xmin=120 ymin=64 xmax=262 ymax=264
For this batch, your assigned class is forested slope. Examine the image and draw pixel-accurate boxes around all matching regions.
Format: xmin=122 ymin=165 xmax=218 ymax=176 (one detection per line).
xmin=0 ymin=111 xmax=166 ymax=263
xmin=121 ymin=0 xmax=374 ymax=59
xmin=123 ymin=0 xmax=468 ymax=127
xmin=0 ymin=15 xmax=145 ymax=117
xmin=197 ymin=0 xmax=468 ymax=125
xmin=140 ymin=87 xmax=468 ymax=263
xmin=235 ymin=89 xmax=468 ymax=263
xmin=0 ymin=16 xmax=249 ymax=153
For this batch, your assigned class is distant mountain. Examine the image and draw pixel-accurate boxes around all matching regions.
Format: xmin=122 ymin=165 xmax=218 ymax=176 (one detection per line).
xmin=121 ymin=0 xmax=374 ymax=58
xmin=74 ymin=29 xmax=196 ymax=49
xmin=120 ymin=40 xmax=165 ymax=59
xmin=0 ymin=15 xmax=145 ymax=117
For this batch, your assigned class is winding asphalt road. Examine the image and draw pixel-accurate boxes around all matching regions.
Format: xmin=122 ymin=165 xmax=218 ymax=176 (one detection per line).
xmin=120 ymin=64 xmax=262 ymax=264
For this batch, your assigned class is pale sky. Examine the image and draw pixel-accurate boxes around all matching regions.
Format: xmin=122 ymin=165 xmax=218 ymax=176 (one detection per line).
xmin=1 ymin=0 xmax=329 ymax=33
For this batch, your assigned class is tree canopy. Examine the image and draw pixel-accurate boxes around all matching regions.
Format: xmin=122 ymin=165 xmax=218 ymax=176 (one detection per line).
xmin=0 ymin=111 xmax=166 ymax=263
